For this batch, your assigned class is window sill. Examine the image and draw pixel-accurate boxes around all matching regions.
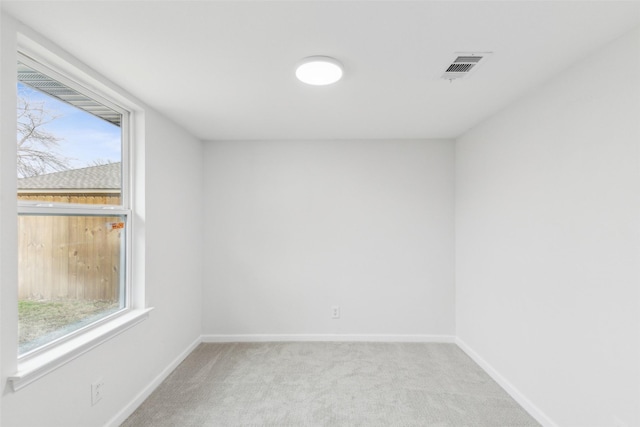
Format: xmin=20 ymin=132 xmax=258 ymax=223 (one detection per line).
xmin=9 ymin=308 xmax=153 ymax=391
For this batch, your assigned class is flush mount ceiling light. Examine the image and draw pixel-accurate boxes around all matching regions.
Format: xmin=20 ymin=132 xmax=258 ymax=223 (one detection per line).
xmin=296 ymin=56 xmax=343 ymax=86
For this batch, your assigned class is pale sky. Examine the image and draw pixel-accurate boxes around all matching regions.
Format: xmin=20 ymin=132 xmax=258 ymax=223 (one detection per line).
xmin=17 ymin=82 xmax=121 ymax=171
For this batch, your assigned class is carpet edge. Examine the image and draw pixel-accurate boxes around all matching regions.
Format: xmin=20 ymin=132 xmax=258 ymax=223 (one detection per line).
xmin=455 ymin=337 xmax=558 ymax=427
xmin=105 ymin=335 xmax=203 ymax=427
xmin=201 ymin=334 xmax=456 ymax=343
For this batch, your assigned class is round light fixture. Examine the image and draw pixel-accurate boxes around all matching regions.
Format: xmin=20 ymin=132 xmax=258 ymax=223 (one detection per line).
xmin=296 ymin=56 xmax=343 ymax=86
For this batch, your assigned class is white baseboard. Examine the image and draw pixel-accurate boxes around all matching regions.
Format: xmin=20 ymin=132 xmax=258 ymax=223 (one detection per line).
xmin=455 ymin=337 xmax=558 ymax=427
xmin=202 ymin=334 xmax=456 ymax=343
xmin=106 ymin=335 xmax=202 ymax=427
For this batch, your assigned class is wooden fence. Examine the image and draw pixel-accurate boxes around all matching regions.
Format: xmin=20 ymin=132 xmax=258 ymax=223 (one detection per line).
xmin=18 ymin=193 xmax=123 ymax=301
xmin=18 ymin=193 xmax=120 ymax=206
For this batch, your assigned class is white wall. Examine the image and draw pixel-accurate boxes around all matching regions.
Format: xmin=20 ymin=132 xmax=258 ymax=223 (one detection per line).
xmin=456 ymin=28 xmax=640 ymax=427
xmin=203 ymin=139 xmax=455 ymax=338
xmin=1 ymin=14 xmax=204 ymax=427
xmin=0 ymin=14 xmax=19 ymax=427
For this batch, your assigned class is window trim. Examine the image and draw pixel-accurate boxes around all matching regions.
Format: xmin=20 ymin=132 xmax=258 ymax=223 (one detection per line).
xmin=9 ymin=308 xmax=152 ymax=391
xmin=14 ymin=50 xmax=139 ymax=366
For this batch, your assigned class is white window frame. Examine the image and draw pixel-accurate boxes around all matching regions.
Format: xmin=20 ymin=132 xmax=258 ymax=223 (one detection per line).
xmin=10 ymin=49 xmax=151 ymax=391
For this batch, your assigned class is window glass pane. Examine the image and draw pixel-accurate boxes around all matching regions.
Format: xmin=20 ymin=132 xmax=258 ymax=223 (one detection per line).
xmin=17 ymin=62 xmax=122 ymax=206
xmin=18 ymin=214 xmax=126 ymax=356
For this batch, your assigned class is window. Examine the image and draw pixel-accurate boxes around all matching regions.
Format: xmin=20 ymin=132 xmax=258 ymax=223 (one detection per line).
xmin=16 ymin=53 xmax=131 ymax=358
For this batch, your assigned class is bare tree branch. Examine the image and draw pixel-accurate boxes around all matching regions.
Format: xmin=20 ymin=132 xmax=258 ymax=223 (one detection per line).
xmin=17 ymin=92 xmax=70 ymax=178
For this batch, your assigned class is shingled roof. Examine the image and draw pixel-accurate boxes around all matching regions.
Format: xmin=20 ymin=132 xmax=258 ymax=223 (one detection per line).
xmin=18 ymin=162 xmax=121 ymax=190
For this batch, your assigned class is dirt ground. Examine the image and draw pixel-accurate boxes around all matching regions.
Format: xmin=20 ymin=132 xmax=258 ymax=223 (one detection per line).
xmin=19 ymin=299 xmax=119 ymax=349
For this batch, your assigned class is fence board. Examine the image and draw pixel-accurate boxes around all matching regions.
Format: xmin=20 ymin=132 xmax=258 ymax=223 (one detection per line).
xmin=18 ymin=193 xmax=122 ymax=302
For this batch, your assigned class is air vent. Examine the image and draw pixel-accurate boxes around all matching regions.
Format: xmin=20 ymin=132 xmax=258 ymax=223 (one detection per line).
xmin=442 ymin=52 xmax=491 ymax=80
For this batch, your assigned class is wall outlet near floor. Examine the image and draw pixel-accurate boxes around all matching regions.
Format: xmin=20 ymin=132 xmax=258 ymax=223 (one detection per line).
xmin=91 ymin=379 xmax=104 ymax=406
xmin=331 ymin=305 xmax=340 ymax=319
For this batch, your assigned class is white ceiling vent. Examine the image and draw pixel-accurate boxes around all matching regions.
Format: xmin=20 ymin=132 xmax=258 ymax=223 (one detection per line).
xmin=441 ymin=52 xmax=492 ymax=80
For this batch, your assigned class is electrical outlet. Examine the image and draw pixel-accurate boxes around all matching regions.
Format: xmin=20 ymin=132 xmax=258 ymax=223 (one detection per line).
xmin=332 ymin=305 xmax=340 ymax=319
xmin=91 ymin=379 xmax=104 ymax=406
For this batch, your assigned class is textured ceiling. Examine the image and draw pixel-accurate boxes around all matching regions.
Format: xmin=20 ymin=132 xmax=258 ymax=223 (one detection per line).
xmin=3 ymin=1 xmax=640 ymax=141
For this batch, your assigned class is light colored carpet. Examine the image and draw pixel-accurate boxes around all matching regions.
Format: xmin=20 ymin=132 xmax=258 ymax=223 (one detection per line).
xmin=122 ymin=342 xmax=540 ymax=427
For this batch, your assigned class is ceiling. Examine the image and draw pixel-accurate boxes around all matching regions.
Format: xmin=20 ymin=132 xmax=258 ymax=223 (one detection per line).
xmin=3 ymin=1 xmax=639 ymax=141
